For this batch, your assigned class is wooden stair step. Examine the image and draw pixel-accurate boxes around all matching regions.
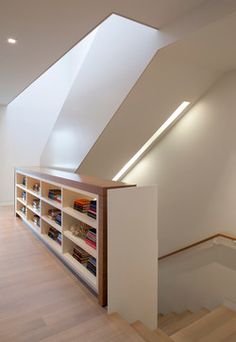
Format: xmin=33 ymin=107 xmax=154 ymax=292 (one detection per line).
xmin=198 ymin=317 xmax=236 ymax=342
xmin=109 ymin=313 xmax=146 ymax=341
xmin=155 ymin=328 xmax=174 ymax=341
xmin=171 ymin=306 xmax=236 ymax=342
xmin=131 ymin=321 xmax=158 ymax=342
xmin=159 ymin=313 xmax=179 ymax=329
xmin=163 ymin=308 xmax=209 ymax=336
xmin=158 ymin=310 xmax=192 ymax=332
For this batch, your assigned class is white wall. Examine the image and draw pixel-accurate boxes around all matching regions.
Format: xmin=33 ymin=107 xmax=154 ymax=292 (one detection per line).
xmin=78 ymin=45 xmax=219 ymax=179
xmin=40 ymin=14 xmax=159 ymax=170
xmin=159 ymin=243 xmax=236 ymax=314
xmin=0 ymin=37 xmax=94 ymax=205
xmin=123 ymin=71 xmax=236 ymax=256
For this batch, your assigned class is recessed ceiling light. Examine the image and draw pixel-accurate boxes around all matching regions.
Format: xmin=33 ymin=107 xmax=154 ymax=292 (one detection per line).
xmin=7 ymin=38 xmax=17 ymax=44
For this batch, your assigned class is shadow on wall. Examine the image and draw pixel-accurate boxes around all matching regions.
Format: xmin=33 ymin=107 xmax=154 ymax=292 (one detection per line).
xmin=159 ymin=242 xmax=236 ymax=314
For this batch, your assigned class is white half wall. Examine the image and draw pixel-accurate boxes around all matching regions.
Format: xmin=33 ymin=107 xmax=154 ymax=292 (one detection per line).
xmin=123 ymin=71 xmax=236 ymax=256
xmin=40 ymin=15 xmax=159 ymax=171
xmin=159 ymin=243 xmax=236 ymax=314
xmin=108 ymin=186 xmax=158 ymax=330
xmin=0 ymin=38 xmax=94 ymax=205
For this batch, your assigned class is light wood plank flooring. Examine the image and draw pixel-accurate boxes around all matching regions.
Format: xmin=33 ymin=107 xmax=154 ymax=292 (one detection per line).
xmin=0 ymin=206 xmax=142 ymax=341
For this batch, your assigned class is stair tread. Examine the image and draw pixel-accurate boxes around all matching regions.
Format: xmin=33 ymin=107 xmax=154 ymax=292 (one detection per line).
xmin=163 ymin=308 xmax=209 ymax=336
xmin=109 ymin=313 xmax=145 ymax=341
xmin=171 ymin=306 xmax=236 ymax=342
xmin=159 ymin=312 xmax=177 ymax=324
xmin=155 ymin=328 xmax=174 ymax=341
xmin=131 ymin=321 xmax=159 ymax=342
xmin=159 ymin=310 xmax=192 ymax=331
xmin=196 ymin=316 xmax=236 ymax=342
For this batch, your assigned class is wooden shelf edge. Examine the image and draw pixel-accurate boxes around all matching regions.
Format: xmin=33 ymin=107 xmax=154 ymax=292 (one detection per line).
xmin=63 ymin=207 xmax=97 ymax=229
xmin=63 ymin=230 xmax=97 ymax=258
xmin=41 ymin=215 xmax=62 ymax=233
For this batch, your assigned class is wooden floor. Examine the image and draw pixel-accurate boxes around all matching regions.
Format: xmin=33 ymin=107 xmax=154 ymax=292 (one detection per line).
xmin=0 ymin=206 xmax=141 ymax=342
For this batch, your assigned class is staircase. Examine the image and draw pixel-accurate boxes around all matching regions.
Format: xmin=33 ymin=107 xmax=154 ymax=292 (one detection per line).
xmin=107 ymin=306 xmax=236 ymax=341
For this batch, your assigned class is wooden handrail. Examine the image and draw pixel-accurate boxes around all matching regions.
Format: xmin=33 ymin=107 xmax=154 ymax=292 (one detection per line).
xmin=158 ymin=232 xmax=236 ymax=261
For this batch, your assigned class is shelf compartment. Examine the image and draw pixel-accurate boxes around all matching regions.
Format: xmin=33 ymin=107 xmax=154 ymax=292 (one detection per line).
xmin=16 ymin=186 xmax=27 ymax=204
xmin=41 ymin=202 xmax=62 ymax=232
xmin=17 ymin=197 xmax=27 ymax=206
xmin=16 ymin=173 xmax=27 ymax=188
xmin=63 ymin=237 xmax=97 ymax=289
xmin=27 ymin=205 xmax=40 ymax=216
xmin=41 ymin=220 xmax=62 ymax=253
xmin=16 ymin=184 xmax=27 ymax=191
xmin=27 ymin=177 xmax=41 ymax=197
xmin=41 ymin=196 xmax=62 ymax=210
xmin=63 ymin=230 xmax=96 ymax=258
xmin=41 ymin=181 xmax=62 ymax=209
xmin=63 ymin=207 xmax=97 ymax=229
xmin=63 ymin=188 xmax=97 ymax=224
xmin=63 ymin=212 xmax=96 ymax=257
xmin=27 ymin=193 xmax=40 ymax=215
xmin=16 ymin=199 xmax=27 ymax=219
xmin=64 ymin=253 xmax=97 ymax=289
xmin=41 ymin=216 xmax=62 ymax=233
xmin=16 ymin=209 xmax=27 ymax=221
xmin=27 ymin=219 xmax=41 ymax=235
xmin=27 ymin=210 xmax=41 ymax=231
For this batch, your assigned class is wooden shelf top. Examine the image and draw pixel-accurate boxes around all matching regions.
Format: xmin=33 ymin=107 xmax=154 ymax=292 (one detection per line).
xmin=16 ymin=167 xmax=135 ymax=196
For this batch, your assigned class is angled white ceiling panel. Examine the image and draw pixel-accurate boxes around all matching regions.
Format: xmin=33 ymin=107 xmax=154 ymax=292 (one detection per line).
xmin=40 ymin=15 xmax=160 ymax=171
xmin=1 ymin=0 xmax=236 ymax=104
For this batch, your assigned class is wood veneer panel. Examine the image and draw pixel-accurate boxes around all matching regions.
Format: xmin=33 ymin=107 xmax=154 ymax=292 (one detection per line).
xmin=16 ymin=167 xmax=135 ymax=196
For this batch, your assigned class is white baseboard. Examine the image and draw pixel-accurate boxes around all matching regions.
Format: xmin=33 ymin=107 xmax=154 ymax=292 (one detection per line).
xmin=224 ymin=298 xmax=236 ymax=312
xmin=0 ymin=201 xmax=14 ymax=207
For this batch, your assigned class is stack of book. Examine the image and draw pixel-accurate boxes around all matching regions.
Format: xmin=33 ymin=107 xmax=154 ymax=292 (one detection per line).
xmin=33 ymin=183 xmax=40 ymax=193
xmin=33 ymin=214 xmax=40 ymax=227
xmin=48 ymin=209 xmax=60 ymax=221
xmin=72 ymin=246 xmax=89 ymax=265
xmin=22 ymin=191 xmax=26 ymax=202
xmin=55 ymin=212 xmax=61 ymax=226
xmin=20 ymin=206 xmax=26 ymax=215
xmin=87 ymin=256 xmax=96 ymax=276
xmin=74 ymin=199 xmax=90 ymax=213
xmin=57 ymin=232 xmax=62 ymax=245
xmin=32 ymin=198 xmax=40 ymax=210
xmin=48 ymin=226 xmax=61 ymax=245
xmin=48 ymin=189 xmax=61 ymax=203
xmin=87 ymin=200 xmax=97 ymax=220
xmin=85 ymin=228 xmax=96 ymax=249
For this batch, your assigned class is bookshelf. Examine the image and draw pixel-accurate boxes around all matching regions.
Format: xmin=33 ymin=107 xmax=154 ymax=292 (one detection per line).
xmin=15 ymin=167 xmax=134 ymax=306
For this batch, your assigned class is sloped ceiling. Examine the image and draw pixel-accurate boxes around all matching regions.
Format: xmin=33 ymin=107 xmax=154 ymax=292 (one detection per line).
xmin=78 ymin=11 xmax=236 ymax=179
xmin=1 ymin=0 xmax=236 ymax=105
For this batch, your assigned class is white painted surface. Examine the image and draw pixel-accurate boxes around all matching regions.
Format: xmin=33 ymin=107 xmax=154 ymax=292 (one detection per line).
xmin=40 ymin=15 xmax=159 ymax=171
xmin=108 ymin=186 xmax=158 ymax=330
xmin=124 ymin=71 xmax=236 ymax=256
xmin=79 ymin=42 xmax=220 ymax=179
xmin=0 ymin=39 xmax=93 ymax=205
xmin=2 ymin=0 xmax=233 ymax=104
xmin=79 ymin=11 xmax=236 ymax=180
xmin=159 ymin=243 xmax=236 ymax=314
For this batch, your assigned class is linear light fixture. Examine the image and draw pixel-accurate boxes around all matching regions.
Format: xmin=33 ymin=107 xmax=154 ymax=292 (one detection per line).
xmin=112 ymin=101 xmax=190 ymax=181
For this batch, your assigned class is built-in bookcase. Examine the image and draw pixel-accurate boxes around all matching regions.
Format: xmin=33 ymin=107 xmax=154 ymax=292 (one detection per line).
xmin=15 ymin=167 xmax=134 ymax=306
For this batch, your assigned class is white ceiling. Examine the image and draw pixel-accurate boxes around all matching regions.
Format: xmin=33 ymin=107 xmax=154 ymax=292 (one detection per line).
xmin=0 ymin=0 xmax=230 ymax=105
